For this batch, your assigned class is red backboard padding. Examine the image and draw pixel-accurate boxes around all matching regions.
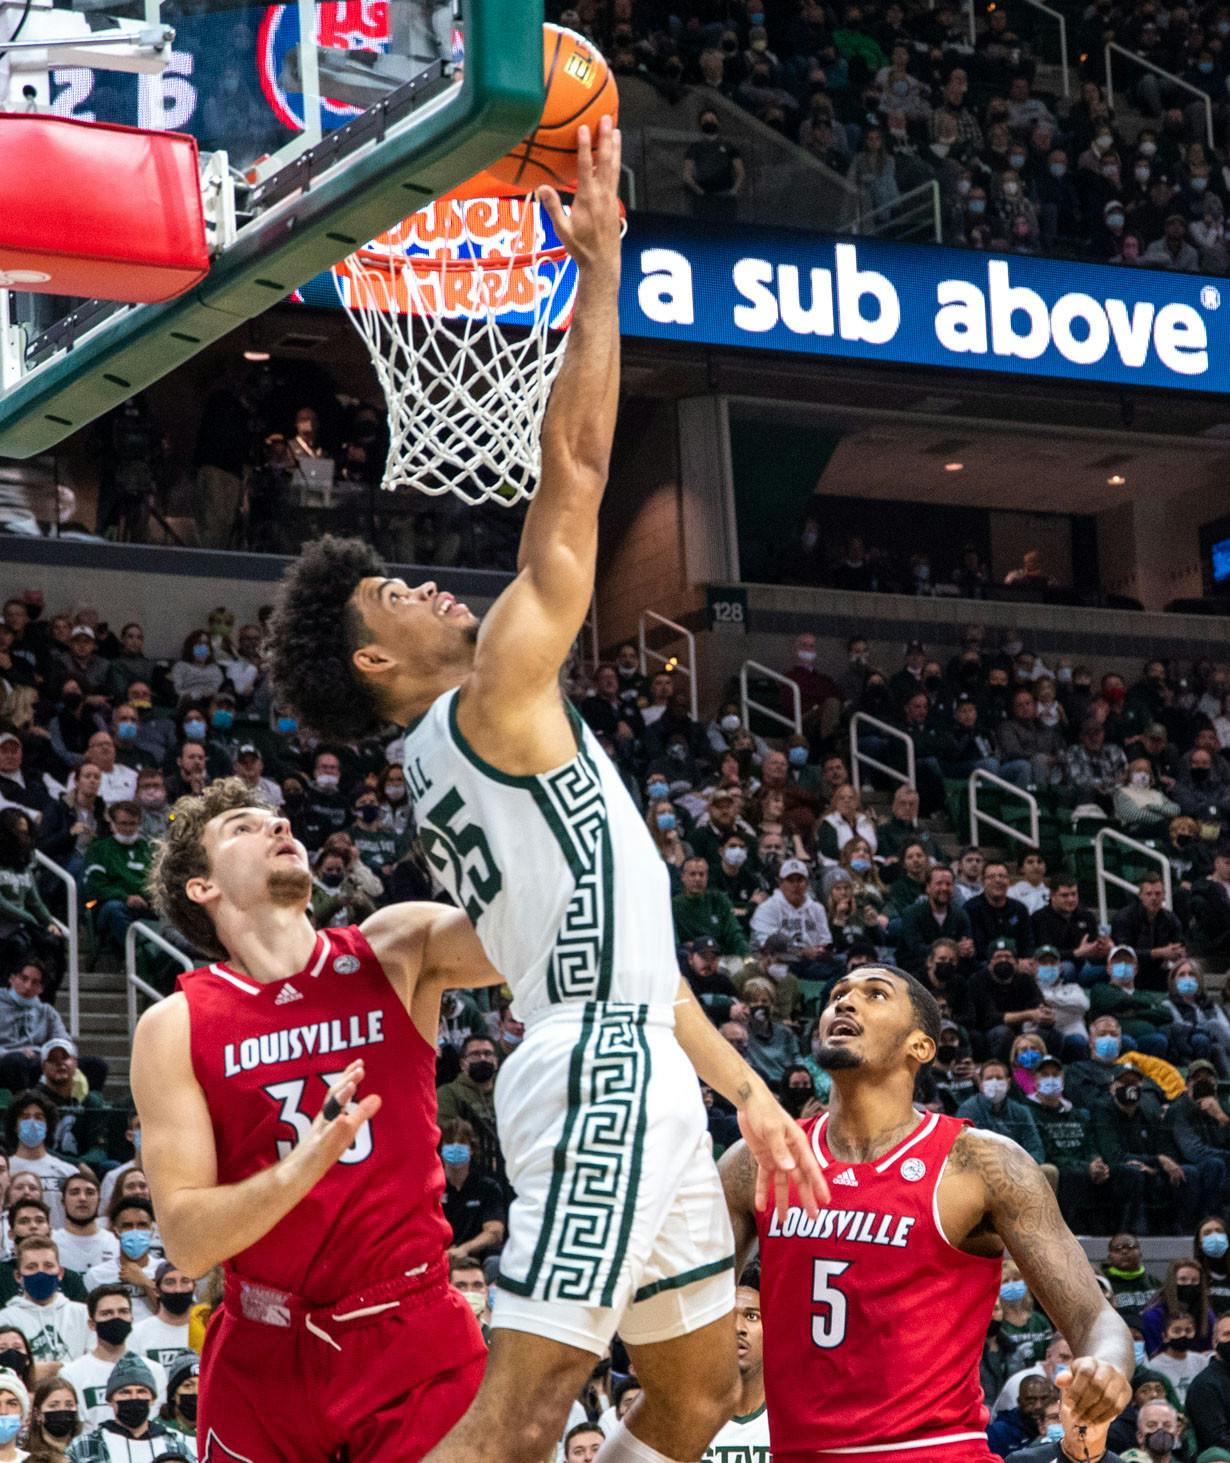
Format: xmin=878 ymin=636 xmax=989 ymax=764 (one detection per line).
xmin=0 ymin=113 xmax=210 ymax=304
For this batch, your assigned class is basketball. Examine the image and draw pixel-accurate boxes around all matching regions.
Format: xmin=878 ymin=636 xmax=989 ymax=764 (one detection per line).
xmin=486 ymin=24 xmax=618 ymax=194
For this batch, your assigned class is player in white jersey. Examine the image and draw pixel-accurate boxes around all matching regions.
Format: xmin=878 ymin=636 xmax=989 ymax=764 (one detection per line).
xmin=703 ymin=1268 xmax=769 ymax=1463
xmin=268 ymin=118 xmax=826 ymax=1463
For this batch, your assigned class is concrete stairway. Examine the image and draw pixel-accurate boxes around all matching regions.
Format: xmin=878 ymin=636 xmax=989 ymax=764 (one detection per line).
xmin=59 ymin=969 xmax=134 ymax=1101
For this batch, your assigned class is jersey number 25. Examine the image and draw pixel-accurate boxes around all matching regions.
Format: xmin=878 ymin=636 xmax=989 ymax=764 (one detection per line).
xmin=263 ymin=1073 xmax=374 ymax=1165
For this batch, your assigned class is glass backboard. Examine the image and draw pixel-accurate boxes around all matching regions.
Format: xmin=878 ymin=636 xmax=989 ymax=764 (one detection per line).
xmin=0 ymin=0 xmax=545 ymax=457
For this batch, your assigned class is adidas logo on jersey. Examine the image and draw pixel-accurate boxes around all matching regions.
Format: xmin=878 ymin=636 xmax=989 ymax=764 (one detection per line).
xmin=832 ymin=1168 xmax=858 ymax=1187
xmin=274 ymin=983 xmax=303 ymax=1006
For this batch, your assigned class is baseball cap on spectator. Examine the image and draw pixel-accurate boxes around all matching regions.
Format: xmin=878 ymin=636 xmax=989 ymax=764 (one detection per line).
xmin=106 ymin=1352 xmax=157 ymax=1398
xmin=1162 ymin=215 xmax=1185 ymax=229
xmin=905 ymin=640 xmax=924 ymax=653
xmin=988 ymin=937 xmax=1017 ymax=955
xmin=0 ymin=1370 xmax=27 ymax=1418
xmin=1197 ymin=1450 xmax=1230 ymax=1462
xmin=38 ymin=1037 xmax=76 ymax=1062
xmin=780 ymin=859 xmax=810 ymax=880
xmin=1144 ymin=722 xmax=1168 ymax=739
xmin=155 ymin=1260 xmax=183 ymax=1286
xmin=1189 ymin=1059 xmax=1218 ymax=1079
xmin=761 ymin=934 xmax=791 ymax=956
xmin=940 ymin=1019 xmax=961 ymax=1036
xmin=1109 ymin=944 xmax=1137 ymax=962
xmin=236 ymin=744 xmax=260 ymax=759
xmin=0 ymin=733 xmax=18 ymax=749
xmin=1035 ymin=944 xmax=1060 ymax=960
xmin=692 ymin=937 xmax=719 ymax=955
xmin=69 ymin=625 xmax=94 ymax=641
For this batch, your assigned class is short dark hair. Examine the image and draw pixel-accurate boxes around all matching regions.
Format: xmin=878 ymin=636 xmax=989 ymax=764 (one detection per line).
xmin=460 ymin=1034 xmax=495 ymax=1059
xmin=148 ymin=777 xmax=275 ymax=958
xmin=448 ymin=1255 xmax=484 ymax=1280
xmin=86 ymin=1283 xmax=131 ymax=1319
xmin=268 ymin=536 xmax=389 ymax=740
xmin=7 ymin=1198 xmax=49 ymax=1227
xmin=107 ymin=1192 xmax=155 ymax=1225
xmin=109 ymin=800 xmax=140 ymax=823
xmin=738 ymin=1261 xmax=761 ymax=1293
xmin=565 ymin=1423 xmax=605 ymax=1450
xmin=895 ymin=966 xmax=942 ymax=1050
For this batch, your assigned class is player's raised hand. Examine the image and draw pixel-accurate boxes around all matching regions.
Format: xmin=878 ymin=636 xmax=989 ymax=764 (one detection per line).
xmin=1055 ymin=1358 xmax=1132 ymax=1428
xmin=537 ymin=116 xmax=623 ymax=278
xmin=738 ymin=1087 xmax=829 ymax=1223
xmin=301 ymin=1059 xmax=382 ymax=1174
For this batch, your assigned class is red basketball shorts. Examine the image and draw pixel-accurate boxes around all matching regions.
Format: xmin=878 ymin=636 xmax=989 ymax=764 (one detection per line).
xmin=198 ymin=1261 xmax=486 ymax=1462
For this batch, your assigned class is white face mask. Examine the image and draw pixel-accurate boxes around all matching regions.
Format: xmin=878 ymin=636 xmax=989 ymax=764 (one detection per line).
xmin=981 ymin=1077 xmax=1009 ymax=1103
xmin=113 ymin=831 xmax=141 ymax=846
xmin=1131 ymin=771 xmax=1151 ymax=789
xmin=797 ymin=649 xmax=817 ymax=666
xmin=316 ymin=773 xmax=340 ymax=790
xmin=720 ymin=714 xmax=741 ymax=733
xmin=385 ymin=784 xmax=407 ymax=801
xmin=768 ymin=962 xmax=791 ymax=980
xmin=724 ymin=846 xmax=749 ymax=868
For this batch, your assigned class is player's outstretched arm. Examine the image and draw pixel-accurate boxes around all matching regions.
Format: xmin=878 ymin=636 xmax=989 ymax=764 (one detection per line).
xmin=951 ymin=1127 xmax=1133 ymax=1427
xmin=132 ymin=993 xmax=380 ymax=1277
xmin=465 ymin=118 xmax=623 ymax=711
xmin=675 ymin=979 xmax=828 ymax=1220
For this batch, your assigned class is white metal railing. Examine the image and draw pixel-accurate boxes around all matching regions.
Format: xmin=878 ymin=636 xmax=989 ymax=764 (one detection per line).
xmin=639 ymin=610 xmax=698 ymax=721
xmin=34 ymin=850 xmax=78 ymax=1038
xmin=1105 ymin=43 xmax=1214 ymax=148
xmin=967 ymin=768 xmax=1040 ymax=852
xmin=850 ymin=713 xmax=916 ymax=793
xmin=856 ymin=180 xmax=942 ymax=243
xmin=1018 ymin=0 xmax=1070 ymax=96
xmin=1094 ymin=827 xmax=1173 ymax=927
xmin=739 ymin=661 xmax=802 ymax=737
xmin=125 ymin=920 xmax=192 ymax=1042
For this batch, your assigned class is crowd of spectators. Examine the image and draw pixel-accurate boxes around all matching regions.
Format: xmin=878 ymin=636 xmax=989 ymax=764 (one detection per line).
xmin=8 ymin=574 xmax=1230 ymax=1455
xmin=555 ymin=0 xmax=1230 ymax=272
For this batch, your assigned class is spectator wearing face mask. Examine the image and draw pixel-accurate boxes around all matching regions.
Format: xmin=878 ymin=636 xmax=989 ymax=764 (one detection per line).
xmin=1097 ymin=1076 xmax=1216 ymax=1239
xmin=956 ymin=1059 xmax=1045 ymax=1162
xmin=436 ymin=1036 xmax=505 ymax=1196
xmin=0 ymin=1236 xmax=88 ymax=1370
xmin=83 ymin=1197 xmax=160 ymax=1324
xmin=964 ymin=939 xmax=1052 ymax=1060
xmin=6 ymin=1094 xmax=79 ymax=1229
xmin=1031 ymin=944 xmax=1090 ymax=1055
xmin=708 ymin=833 xmax=769 ymax=928
xmin=168 ymin=631 xmax=223 ymax=704
xmin=60 ymin=1285 xmax=168 ymax=1427
xmin=777 ymin=1064 xmax=816 ymax=1120
xmin=132 ymin=768 xmax=170 ymax=846
xmin=1028 ymin=1055 xmax=1133 ymax=1233
xmin=27 ymin=1372 xmax=84 ymax=1455
xmin=438 ymin=1119 xmax=506 ymax=1267
xmin=993 ymin=1261 xmax=1055 ymax=1374
xmin=1123 ymin=1398 xmax=1181 ymax=1463
xmin=1089 ymin=947 xmax=1173 ymax=1059
xmin=82 ymin=802 xmax=153 ymax=954
xmin=1114 ymin=762 xmax=1181 ymax=838
xmin=66 ymin=1350 xmax=190 ymax=1461
xmin=739 ymin=977 xmax=801 ymax=1086
xmin=682 ymin=108 xmax=745 ymax=221
xmin=1187 ymin=1310 xmax=1230 ymax=1451
xmin=1165 ymin=962 xmax=1230 ymax=1070
xmin=128 ymin=1263 xmax=195 ymax=1370
xmin=159 ymin=1350 xmax=199 ymax=1452
xmin=1146 ymin=1312 xmax=1208 ymax=1403
xmin=299 ymin=750 xmax=350 ymax=850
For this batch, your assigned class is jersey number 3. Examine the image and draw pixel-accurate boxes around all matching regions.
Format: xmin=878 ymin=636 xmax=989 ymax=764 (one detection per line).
xmin=263 ymin=1073 xmax=373 ymax=1164
xmin=811 ymin=1259 xmax=850 ymax=1349
xmin=420 ymin=786 xmax=503 ymax=923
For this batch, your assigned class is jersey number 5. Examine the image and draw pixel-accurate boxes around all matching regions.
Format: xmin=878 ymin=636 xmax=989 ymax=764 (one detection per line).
xmin=263 ymin=1073 xmax=374 ymax=1165
xmin=811 ymin=1259 xmax=850 ymax=1349
xmin=420 ymin=786 xmax=503 ymax=923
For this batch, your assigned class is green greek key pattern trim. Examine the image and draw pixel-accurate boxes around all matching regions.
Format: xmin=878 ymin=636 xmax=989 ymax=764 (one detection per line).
xmin=632 ymin=1254 xmax=736 ymax=1303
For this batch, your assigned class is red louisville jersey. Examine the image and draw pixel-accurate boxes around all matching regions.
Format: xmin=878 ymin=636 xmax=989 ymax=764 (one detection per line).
xmin=756 ymin=1110 xmax=1001 ymax=1460
xmin=178 ymin=924 xmax=451 ymax=1305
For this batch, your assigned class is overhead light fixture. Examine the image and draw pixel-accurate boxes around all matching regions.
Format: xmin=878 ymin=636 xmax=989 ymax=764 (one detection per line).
xmin=1107 ymin=473 xmax=1126 ymax=486
xmin=243 ymin=344 xmax=270 ymax=362
xmin=944 ymin=462 xmax=964 ymax=472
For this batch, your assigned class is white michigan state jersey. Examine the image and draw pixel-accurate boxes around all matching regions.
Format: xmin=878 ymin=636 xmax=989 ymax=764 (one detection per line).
xmin=402 ymin=688 xmax=680 ymax=1019
xmin=703 ymin=1404 xmax=771 ymax=1462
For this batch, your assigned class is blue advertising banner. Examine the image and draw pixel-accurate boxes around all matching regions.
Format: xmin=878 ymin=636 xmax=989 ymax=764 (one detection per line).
xmin=616 ymin=217 xmax=1229 ymax=395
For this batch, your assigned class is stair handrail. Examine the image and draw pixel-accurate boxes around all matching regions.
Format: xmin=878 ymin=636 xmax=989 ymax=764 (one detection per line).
xmin=34 ymin=850 xmax=79 ymax=1038
xmin=739 ymin=660 xmax=802 ymax=737
xmin=1105 ymin=42 xmax=1214 ymax=148
xmin=125 ymin=920 xmax=193 ymax=1042
xmin=1016 ymin=0 xmax=1071 ymax=97
xmin=1094 ymin=826 xmax=1173 ymax=927
xmin=849 ymin=712 xmax=916 ymax=793
xmin=639 ymin=610 xmax=698 ymax=721
xmin=968 ymin=769 xmax=1041 ymax=851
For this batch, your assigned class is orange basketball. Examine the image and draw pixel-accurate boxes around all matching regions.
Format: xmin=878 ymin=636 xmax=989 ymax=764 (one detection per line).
xmin=486 ymin=24 xmax=618 ymax=194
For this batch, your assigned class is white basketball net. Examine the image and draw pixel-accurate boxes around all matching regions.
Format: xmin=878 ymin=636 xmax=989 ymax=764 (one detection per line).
xmin=333 ymin=192 xmax=578 ymax=507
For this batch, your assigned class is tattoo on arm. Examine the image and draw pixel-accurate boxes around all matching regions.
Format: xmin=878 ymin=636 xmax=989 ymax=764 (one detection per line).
xmin=952 ymin=1129 xmax=1121 ymax=1360
xmin=719 ymin=1139 xmax=760 ymax=1276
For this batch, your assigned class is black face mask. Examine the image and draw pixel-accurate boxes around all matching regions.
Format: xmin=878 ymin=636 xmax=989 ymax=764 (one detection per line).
xmin=1177 ymin=1282 xmax=1202 ymax=1309
xmin=782 ymin=1088 xmax=813 ymax=1116
xmin=1145 ymin=1429 xmax=1177 ymax=1457
xmin=937 ymin=1043 xmax=961 ymax=1064
xmin=0 ymin=1348 xmax=25 ymax=1376
xmin=40 ymin=1409 xmax=77 ymax=1438
xmin=95 ymin=1317 xmax=132 ymax=1347
xmin=466 ymin=1061 xmax=496 ymax=1085
xmin=1193 ymin=1082 xmax=1218 ymax=1102
xmin=932 ymin=962 xmax=958 ymax=981
xmin=115 ymin=1397 xmax=150 ymax=1431
xmin=700 ymin=120 xmax=719 ymax=135
xmin=1167 ymin=1334 xmax=1193 ymax=1351
xmin=177 ymin=1394 xmax=198 ymax=1422
xmin=159 ymin=1289 xmax=194 ymax=1316
xmin=991 ymin=961 xmax=1016 ymax=980
xmin=1218 ymin=1339 xmax=1230 ymax=1364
